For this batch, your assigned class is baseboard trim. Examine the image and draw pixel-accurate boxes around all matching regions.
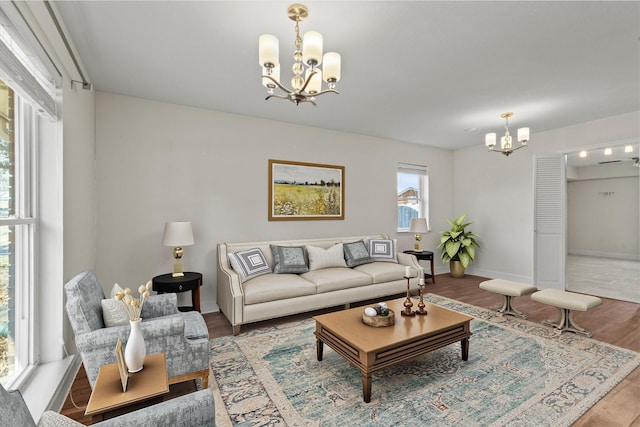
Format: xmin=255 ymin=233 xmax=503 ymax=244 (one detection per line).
xmin=568 ymin=250 xmax=640 ymax=261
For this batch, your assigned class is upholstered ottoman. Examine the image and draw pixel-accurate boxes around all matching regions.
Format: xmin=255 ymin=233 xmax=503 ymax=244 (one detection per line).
xmin=479 ymin=279 xmax=537 ymax=318
xmin=531 ymin=289 xmax=602 ymax=337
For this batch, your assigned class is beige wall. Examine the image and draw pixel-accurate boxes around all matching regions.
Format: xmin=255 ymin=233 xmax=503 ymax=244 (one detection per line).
xmin=95 ymin=92 xmax=454 ymax=312
xmin=453 ymin=111 xmax=640 ymax=282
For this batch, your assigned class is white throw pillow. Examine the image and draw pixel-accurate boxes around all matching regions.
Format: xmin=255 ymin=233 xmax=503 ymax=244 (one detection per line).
xmin=306 ymin=243 xmax=348 ymax=270
xmin=101 ymin=298 xmax=129 ymax=327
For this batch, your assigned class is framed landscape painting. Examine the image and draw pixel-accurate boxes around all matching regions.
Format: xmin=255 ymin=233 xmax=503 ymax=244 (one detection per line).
xmin=269 ymin=159 xmax=344 ymax=221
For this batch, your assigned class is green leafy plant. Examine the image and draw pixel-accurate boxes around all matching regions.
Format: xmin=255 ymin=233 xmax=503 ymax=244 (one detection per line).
xmin=438 ymin=214 xmax=480 ymax=268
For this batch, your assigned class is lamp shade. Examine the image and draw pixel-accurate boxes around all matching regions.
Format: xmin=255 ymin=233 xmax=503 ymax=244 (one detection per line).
xmin=162 ymin=221 xmax=194 ymax=247
xmin=409 ymin=217 xmax=429 ymax=233
xmin=258 ymin=34 xmax=279 ymax=67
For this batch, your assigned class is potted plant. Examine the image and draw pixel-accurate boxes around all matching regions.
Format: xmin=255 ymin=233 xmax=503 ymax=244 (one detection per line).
xmin=438 ymin=214 xmax=480 ymax=278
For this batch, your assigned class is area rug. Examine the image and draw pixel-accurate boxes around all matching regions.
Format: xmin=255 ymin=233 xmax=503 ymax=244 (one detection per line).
xmin=209 ymin=294 xmax=640 ymax=426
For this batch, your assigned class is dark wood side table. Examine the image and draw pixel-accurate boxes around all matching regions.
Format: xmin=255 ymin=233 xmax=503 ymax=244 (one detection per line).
xmin=152 ymin=271 xmax=202 ymax=312
xmin=403 ymin=250 xmax=435 ymax=283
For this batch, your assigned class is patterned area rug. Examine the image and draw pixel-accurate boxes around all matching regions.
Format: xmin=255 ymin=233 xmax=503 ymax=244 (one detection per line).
xmin=209 ymin=294 xmax=640 ymax=426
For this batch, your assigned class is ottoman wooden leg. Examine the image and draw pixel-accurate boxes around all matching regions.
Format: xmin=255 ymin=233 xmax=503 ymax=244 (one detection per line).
xmin=543 ymin=307 xmax=592 ymax=337
xmin=491 ymin=295 xmax=527 ymax=319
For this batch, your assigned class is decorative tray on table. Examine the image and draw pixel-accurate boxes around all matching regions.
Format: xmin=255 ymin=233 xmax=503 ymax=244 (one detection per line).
xmin=362 ymin=303 xmax=395 ymax=327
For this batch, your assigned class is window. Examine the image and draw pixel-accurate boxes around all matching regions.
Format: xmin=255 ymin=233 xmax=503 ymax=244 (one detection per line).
xmin=0 ymin=3 xmax=60 ymax=387
xmin=0 ymin=80 xmax=37 ymax=386
xmin=397 ymin=163 xmax=429 ymax=231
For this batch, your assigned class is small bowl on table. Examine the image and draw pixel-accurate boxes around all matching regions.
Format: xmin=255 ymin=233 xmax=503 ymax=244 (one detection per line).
xmin=362 ymin=309 xmax=395 ymax=327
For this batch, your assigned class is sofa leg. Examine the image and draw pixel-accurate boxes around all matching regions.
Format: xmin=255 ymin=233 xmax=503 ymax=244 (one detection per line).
xmin=344 ymin=303 xmax=351 ymax=310
xmin=233 ymin=325 xmax=241 ymax=336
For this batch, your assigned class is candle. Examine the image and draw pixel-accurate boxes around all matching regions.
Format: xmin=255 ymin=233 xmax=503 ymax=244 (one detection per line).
xmin=419 ymin=267 xmax=424 ymax=278
xmin=419 ymin=277 xmax=425 ymax=285
xmin=405 ymin=266 xmax=411 ymax=277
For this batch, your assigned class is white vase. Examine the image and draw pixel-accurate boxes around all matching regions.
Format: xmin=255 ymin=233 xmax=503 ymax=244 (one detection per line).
xmin=124 ymin=318 xmax=146 ymax=373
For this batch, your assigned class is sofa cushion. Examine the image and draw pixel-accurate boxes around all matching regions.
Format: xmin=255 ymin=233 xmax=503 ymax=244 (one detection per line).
xmin=343 ymin=240 xmax=374 ymax=268
xmin=270 ymin=245 xmax=309 ymax=274
xmin=307 ymin=243 xmax=347 ymax=270
xmin=243 ymin=274 xmax=317 ymax=305
xmin=302 ymin=267 xmax=372 ymax=293
xmin=228 ymin=248 xmax=272 ymax=283
xmin=368 ymin=239 xmax=398 ymax=263
xmin=354 ymin=261 xmax=408 ymax=283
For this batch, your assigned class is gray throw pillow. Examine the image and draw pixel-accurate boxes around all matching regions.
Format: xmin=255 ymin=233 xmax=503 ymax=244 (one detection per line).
xmin=368 ymin=239 xmax=398 ymax=263
xmin=343 ymin=240 xmax=374 ymax=267
xmin=228 ymin=248 xmax=272 ymax=282
xmin=270 ymin=245 xmax=309 ymax=274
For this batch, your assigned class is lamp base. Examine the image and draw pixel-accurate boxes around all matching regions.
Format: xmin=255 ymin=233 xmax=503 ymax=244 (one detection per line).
xmin=414 ymin=242 xmax=423 ymax=252
xmin=172 ymin=260 xmax=184 ymax=277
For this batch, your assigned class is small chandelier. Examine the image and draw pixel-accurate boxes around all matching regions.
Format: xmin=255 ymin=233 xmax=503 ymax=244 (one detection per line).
xmin=485 ymin=112 xmax=530 ymax=156
xmin=258 ymin=3 xmax=341 ymax=106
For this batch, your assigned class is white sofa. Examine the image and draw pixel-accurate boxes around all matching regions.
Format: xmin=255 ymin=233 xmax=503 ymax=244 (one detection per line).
xmin=217 ymin=234 xmax=422 ymax=335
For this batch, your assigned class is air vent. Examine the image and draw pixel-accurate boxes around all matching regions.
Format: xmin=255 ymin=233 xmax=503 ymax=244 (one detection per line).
xmin=598 ymin=160 xmax=621 ymax=164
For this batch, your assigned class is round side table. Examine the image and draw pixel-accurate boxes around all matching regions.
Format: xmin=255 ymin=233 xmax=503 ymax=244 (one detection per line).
xmin=403 ymin=250 xmax=435 ymax=283
xmin=152 ymin=271 xmax=202 ymax=312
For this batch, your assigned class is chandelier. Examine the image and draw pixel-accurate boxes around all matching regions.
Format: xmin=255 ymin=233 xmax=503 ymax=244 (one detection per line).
xmin=485 ymin=112 xmax=530 ymax=156
xmin=258 ymin=3 xmax=341 ymax=106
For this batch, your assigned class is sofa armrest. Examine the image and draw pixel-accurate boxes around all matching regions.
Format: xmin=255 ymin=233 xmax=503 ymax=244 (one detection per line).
xmin=217 ymin=243 xmax=246 ymax=328
xmin=141 ymin=293 xmax=179 ymax=318
xmin=95 ymin=389 xmax=215 ymax=427
xmin=397 ymin=252 xmax=421 ymax=270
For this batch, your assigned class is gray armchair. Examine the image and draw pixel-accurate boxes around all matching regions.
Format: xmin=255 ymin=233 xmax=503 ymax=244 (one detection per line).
xmin=0 ymin=383 xmax=215 ymax=427
xmin=64 ymin=270 xmax=210 ymax=389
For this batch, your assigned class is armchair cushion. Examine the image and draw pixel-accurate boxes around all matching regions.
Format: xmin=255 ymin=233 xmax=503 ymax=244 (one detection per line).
xmin=101 ymin=299 xmax=129 ymax=327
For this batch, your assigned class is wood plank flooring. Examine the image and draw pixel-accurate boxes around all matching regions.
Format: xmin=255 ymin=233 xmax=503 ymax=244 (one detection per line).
xmin=60 ymin=274 xmax=640 ymax=426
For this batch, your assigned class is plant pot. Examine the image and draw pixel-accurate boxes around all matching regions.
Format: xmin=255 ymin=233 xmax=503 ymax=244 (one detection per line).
xmin=449 ymin=260 xmax=465 ymax=278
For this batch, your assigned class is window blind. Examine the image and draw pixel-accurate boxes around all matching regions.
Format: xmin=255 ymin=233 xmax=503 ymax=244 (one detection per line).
xmin=398 ymin=162 xmax=427 ymax=176
xmin=0 ymin=5 xmax=61 ymax=119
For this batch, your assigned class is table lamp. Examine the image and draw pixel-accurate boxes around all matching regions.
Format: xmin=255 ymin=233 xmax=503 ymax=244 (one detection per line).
xmin=162 ymin=221 xmax=194 ymax=277
xmin=409 ymin=217 xmax=429 ymax=252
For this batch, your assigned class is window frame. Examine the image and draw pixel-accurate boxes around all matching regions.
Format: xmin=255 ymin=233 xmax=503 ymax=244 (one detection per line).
xmin=397 ymin=163 xmax=429 ymax=233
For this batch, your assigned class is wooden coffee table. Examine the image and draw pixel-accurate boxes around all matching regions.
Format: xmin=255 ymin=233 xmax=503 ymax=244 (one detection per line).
xmin=314 ymin=297 xmax=473 ymax=402
xmin=85 ymin=352 xmax=169 ymax=421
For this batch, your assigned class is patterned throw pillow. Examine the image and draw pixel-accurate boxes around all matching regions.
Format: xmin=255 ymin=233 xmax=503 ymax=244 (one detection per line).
xmin=306 ymin=243 xmax=348 ymax=270
xmin=368 ymin=239 xmax=398 ymax=263
xmin=228 ymin=248 xmax=272 ymax=283
xmin=270 ymin=245 xmax=309 ymax=274
xmin=343 ymin=240 xmax=374 ymax=267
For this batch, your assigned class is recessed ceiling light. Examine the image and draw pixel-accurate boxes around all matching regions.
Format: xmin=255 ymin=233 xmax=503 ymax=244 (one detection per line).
xmin=604 ymin=148 xmax=612 ymax=155
xmin=579 ymin=151 xmax=587 ymax=158
xmin=625 ymin=145 xmax=633 ymax=153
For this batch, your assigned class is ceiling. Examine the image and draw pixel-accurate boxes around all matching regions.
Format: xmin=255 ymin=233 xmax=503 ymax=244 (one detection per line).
xmin=54 ymin=1 xmax=639 ymax=160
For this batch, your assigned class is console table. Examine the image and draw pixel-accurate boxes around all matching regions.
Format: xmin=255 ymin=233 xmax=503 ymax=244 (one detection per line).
xmin=152 ymin=271 xmax=202 ymax=312
xmin=403 ymin=250 xmax=435 ymax=283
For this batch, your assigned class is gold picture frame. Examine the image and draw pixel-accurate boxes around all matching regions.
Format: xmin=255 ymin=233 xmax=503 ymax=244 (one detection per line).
xmin=269 ymin=159 xmax=345 ymax=221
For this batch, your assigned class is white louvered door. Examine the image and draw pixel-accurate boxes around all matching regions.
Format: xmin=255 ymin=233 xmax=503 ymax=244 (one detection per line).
xmin=533 ymin=155 xmax=566 ymax=290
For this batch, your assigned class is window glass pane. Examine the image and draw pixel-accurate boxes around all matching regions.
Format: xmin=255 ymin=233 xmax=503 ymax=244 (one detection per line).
xmin=397 ymin=163 xmax=428 ymax=231
xmin=0 ymin=80 xmax=15 ymax=384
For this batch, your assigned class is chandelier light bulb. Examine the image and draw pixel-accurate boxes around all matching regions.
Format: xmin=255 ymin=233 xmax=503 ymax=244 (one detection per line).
xmin=323 ymin=52 xmax=341 ymax=82
xmin=485 ymin=133 xmax=496 ymax=148
xmin=302 ymin=31 xmax=323 ymax=67
xmin=258 ymin=34 xmax=279 ymax=68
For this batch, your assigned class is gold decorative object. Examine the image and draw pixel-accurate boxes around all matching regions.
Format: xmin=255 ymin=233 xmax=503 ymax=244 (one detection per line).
xmin=401 ymin=275 xmax=415 ymax=316
xmin=416 ymin=283 xmax=428 ymax=315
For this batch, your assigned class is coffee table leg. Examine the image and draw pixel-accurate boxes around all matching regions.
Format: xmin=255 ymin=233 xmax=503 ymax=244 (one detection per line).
xmin=316 ymin=339 xmax=324 ymax=361
xmin=362 ymin=374 xmax=372 ymax=403
xmin=461 ymin=338 xmax=469 ymax=361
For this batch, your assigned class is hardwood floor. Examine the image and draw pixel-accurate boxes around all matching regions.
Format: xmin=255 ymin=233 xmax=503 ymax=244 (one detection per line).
xmin=60 ymin=274 xmax=640 ymax=426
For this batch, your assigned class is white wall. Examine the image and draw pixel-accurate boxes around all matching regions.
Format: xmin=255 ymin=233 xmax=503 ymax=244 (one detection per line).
xmin=453 ymin=111 xmax=640 ymax=283
xmin=568 ymin=174 xmax=639 ymax=259
xmin=95 ymin=92 xmax=453 ymax=312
